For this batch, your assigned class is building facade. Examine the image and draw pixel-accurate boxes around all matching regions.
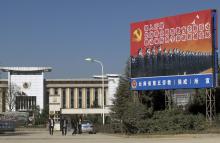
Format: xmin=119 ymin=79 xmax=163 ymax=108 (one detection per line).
xmin=0 ymin=67 xmax=52 ymax=112
xmin=46 ymin=74 xmax=119 ymax=129
xmin=0 ymin=67 xmax=120 ymax=128
xmin=0 ymin=81 xmax=7 ymax=112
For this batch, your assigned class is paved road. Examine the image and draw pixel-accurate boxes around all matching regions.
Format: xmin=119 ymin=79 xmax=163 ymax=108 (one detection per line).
xmin=0 ymin=131 xmax=220 ymax=143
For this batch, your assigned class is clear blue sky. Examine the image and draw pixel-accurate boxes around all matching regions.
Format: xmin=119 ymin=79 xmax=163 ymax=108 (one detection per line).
xmin=0 ymin=0 xmax=219 ymax=78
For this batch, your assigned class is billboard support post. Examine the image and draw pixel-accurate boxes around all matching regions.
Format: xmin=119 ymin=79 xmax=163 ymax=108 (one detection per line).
xmin=206 ymin=88 xmax=216 ymax=125
xmin=165 ymin=90 xmax=172 ymax=110
xmin=133 ymin=91 xmax=139 ymax=103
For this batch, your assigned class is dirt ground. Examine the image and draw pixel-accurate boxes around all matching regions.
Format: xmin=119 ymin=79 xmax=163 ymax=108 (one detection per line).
xmin=0 ymin=130 xmax=220 ymax=143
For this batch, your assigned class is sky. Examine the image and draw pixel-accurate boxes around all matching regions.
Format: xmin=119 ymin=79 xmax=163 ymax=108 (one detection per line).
xmin=0 ymin=0 xmax=219 ymax=79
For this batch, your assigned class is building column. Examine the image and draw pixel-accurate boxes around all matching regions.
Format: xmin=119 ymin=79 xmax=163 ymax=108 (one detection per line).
xmin=20 ymin=96 xmax=22 ymax=110
xmin=105 ymin=88 xmax=108 ymax=106
xmin=82 ymin=88 xmax=86 ymax=109
xmin=66 ymin=88 xmax=70 ymax=109
xmin=90 ymin=88 xmax=94 ymax=107
xmin=74 ymin=88 xmax=78 ymax=108
xmin=48 ymin=88 xmax=54 ymax=112
xmin=58 ymin=88 xmax=62 ymax=108
xmin=49 ymin=88 xmax=55 ymax=96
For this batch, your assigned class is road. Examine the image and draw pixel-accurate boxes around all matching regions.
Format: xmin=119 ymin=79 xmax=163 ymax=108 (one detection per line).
xmin=0 ymin=131 xmax=220 ymax=143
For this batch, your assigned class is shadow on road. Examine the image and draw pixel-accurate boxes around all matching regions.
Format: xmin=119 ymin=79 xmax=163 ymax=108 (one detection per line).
xmin=0 ymin=131 xmax=33 ymax=136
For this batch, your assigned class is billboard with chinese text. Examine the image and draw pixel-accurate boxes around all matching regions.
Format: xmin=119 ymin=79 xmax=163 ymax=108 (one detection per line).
xmin=130 ymin=9 xmax=218 ymax=90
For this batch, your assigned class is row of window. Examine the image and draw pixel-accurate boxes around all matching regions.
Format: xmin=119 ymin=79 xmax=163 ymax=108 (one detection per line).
xmin=50 ymin=88 xmax=107 ymax=109
xmin=46 ymin=80 xmax=108 ymax=85
xmin=15 ymin=96 xmax=36 ymax=111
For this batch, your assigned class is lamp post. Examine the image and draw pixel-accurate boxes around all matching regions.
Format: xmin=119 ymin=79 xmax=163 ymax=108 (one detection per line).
xmin=85 ymin=58 xmax=105 ymax=125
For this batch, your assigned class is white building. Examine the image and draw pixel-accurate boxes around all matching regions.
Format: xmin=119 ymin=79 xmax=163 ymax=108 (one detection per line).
xmin=0 ymin=67 xmax=120 ymax=129
xmin=46 ymin=74 xmax=120 ymax=129
xmin=0 ymin=67 xmax=51 ymax=111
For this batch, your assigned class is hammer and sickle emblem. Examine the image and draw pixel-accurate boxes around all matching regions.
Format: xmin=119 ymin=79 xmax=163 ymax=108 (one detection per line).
xmin=131 ymin=80 xmax=137 ymax=88
xmin=132 ymin=28 xmax=142 ymax=42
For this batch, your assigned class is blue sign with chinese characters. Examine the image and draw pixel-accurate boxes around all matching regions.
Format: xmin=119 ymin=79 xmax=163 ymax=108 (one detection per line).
xmin=130 ymin=74 xmax=213 ymax=90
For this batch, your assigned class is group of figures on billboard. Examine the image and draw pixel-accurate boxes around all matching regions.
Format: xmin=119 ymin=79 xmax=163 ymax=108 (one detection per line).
xmin=131 ymin=45 xmax=212 ymax=78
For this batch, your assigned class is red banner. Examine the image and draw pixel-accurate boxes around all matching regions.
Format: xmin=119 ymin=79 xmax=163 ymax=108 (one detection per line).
xmin=130 ymin=9 xmax=213 ymax=58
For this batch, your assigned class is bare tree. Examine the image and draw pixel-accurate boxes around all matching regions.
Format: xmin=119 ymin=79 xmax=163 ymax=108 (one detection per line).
xmin=6 ymin=83 xmax=20 ymax=111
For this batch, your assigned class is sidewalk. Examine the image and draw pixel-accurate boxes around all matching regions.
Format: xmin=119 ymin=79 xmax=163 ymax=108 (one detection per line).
xmin=1 ymin=130 xmax=220 ymax=143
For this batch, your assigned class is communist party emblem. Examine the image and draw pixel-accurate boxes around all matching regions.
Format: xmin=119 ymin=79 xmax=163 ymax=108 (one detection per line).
xmin=131 ymin=80 xmax=137 ymax=88
xmin=132 ymin=28 xmax=142 ymax=42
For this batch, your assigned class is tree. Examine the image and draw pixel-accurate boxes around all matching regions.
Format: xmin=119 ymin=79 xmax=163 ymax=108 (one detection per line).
xmin=122 ymin=101 xmax=149 ymax=133
xmin=40 ymin=104 xmax=49 ymax=121
xmin=187 ymin=89 xmax=206 ymax=115
xmin=111 ymin=60 xmax=132 ymax=121
xmin=6 ymin=83 xmax=20 ymax=111
xmin=111 ymin=59 xmax=207 ymax=134
xmin=111 ymin=59 xmax=152 ymax=133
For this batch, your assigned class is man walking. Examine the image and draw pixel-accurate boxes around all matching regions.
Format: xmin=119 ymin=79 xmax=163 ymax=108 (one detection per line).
xmin=71 ymin=118 xmax=77 ymax=135
xmin=78 ymin=118 xmax=82 ymax=134
xmin=62 ymin=117 xmax=68 ymax=136
xmin=48 ymin=116 xmax=55 ymax=135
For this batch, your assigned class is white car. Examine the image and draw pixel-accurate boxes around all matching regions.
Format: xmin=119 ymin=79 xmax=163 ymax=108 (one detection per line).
xmin=81 ymin=120 xmax=96 ymax=134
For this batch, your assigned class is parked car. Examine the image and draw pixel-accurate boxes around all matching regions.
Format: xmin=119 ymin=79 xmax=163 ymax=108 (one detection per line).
xmin=81 ymin=120 xmax=96 ymax=134
xmin=0 ymin=120 xmax=16 ymax=133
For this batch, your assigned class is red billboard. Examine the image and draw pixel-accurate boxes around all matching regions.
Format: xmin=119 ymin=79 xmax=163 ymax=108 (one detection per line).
xmin=130 ymin=9 xmax=214 ymax=78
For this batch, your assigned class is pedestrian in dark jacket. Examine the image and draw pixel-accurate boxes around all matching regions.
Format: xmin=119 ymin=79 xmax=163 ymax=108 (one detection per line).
xmin=78 ymin=118 xmax=82 ymax=134
xmin=48 ymin=117 xmax=55 ymax=135
xmin=61 ymin=117 xmax=68 ymax=136
xmin=71 ymin=119 xmax=77 ymax=135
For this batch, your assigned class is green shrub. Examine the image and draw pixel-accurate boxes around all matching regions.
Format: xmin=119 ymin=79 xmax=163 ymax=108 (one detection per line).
xmin=145 ymin=110 xmax=206 ymax=133
xmin=112 ymin=109 xmax=206 ymax=134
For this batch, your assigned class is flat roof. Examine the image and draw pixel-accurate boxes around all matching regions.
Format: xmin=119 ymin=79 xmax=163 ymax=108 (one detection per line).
xmin=0 ymin=67 xmax=52 ymax=72
xmin=93 ymin=74 xmax=120 ymax=79
xmin=46 ymin=78 xmax=108 ymax=82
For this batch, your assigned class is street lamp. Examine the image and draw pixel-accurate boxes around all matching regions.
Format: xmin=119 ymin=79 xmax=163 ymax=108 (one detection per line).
xmin=85 ymin=58 xmax=105 ymax=125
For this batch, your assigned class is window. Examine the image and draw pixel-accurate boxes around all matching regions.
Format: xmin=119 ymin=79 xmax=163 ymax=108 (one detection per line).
xmin=15 ymin=96 xmax=36 ymax=111
xmin=28 ymin=98 xmax=32 ymax=109
xmin=94 ymin=88 xmax=98 ymax=107
xmin=15 ymin=96 xmax=20 ymax=110
xmin=31 ymin=96 xmax=36 ymax=109
xmin=78 ymin=88 xmax=82 ymax=108
xmin=55 ymin=111 xmax=60 ymax=122
xmin=2 ymin=90 xmax=6 ymax=112
xmin=24 ymin=97 xmax=27 ymax=109
xmin=104 ymin=88 xmax=107 ymax=105
xmin=46 ymin=90 xmax=50 ymax=96
xmin=54 ymin=88 xmax=58 ymax=95
xmin=70 ymin=88 xmax=74 ymax=108
xmin=86 ymin=88 xmax=90 ymax=108
xmin=62 ymin=89 xmax=66 ymax=108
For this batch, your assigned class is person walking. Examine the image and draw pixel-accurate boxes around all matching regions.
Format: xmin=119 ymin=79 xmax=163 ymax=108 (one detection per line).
xmin=71 ymin=118 xmax=77 ymax=135
xmin=62 ymin=117 xmax=68 ymax=136
xmin=78 ymin=118 xmax=82 ymax=134
xmin=48 ymin=116 xmax=55 ymax=135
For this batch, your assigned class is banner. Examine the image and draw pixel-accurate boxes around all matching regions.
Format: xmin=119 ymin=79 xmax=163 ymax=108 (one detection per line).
xmin=130 ymin=9 xmax=218 ymax=90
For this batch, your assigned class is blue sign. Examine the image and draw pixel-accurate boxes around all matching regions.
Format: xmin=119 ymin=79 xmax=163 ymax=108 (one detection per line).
xmin=130 ymin=74 xmax=213 ymax=90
